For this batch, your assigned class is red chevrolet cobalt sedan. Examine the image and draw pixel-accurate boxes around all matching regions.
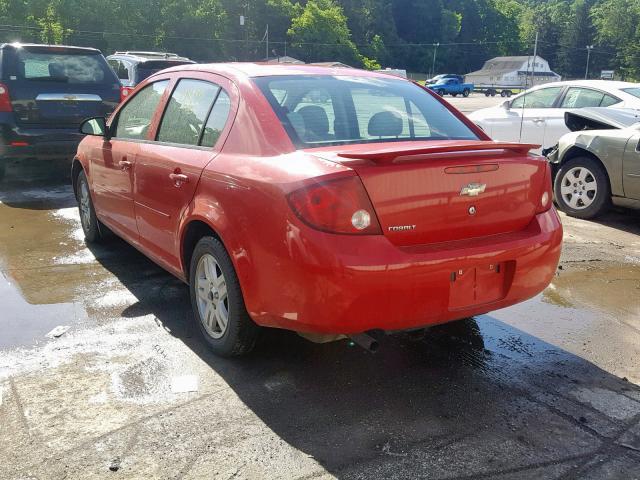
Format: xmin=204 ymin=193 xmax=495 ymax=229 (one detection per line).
xmin=73 ymin=63 xmax=562 ymax=356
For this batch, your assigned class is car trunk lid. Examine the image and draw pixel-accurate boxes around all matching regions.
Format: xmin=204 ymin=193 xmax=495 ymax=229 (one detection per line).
xmin=307 ymin=140 xmax=544 ymax=246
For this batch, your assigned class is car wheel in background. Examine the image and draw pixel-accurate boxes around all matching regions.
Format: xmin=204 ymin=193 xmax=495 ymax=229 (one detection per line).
xmin=437 ymin=89 xmax=445 ymax=96
xmin=189 ymin=236 xmax=260 ymax=357
xmin=76 ymin=170 xmax=103 ymax=242
xmin=554 ymin=156 xmax=610 ymax=219
xmin=462 ymin=89 xmax=470 ymax=97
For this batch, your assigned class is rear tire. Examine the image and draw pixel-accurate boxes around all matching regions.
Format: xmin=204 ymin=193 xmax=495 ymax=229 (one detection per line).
xmin=554 ymin=156 xmax=610 ymax=219
xmin=189 ymin=236 xmax=260 ymax=357
xmin=76 ymin=170 xmax=102 ymax=243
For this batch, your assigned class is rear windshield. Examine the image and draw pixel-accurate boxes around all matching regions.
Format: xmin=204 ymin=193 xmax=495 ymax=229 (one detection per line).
xmin=622 ymin=88 xmax=640 ymax=99
xmin=253 ymin=75 xmax=478 ymax=148
xmin=15 ymin=49 xmax=115 ymax=84
xmin=135 ymin=61 xmax=193 ymax=83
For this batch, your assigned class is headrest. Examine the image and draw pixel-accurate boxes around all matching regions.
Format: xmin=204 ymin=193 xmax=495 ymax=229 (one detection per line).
xmin=297 ymin=105 xmax=330 ymax=137
xmin=368 ymin=110 xmax=403 ymax=137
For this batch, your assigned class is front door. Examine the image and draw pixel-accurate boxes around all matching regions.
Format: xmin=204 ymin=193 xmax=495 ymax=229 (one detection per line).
xmin=91 ymin=80 xmax=170 ymax=239
xmin=506 ymin=86 xmax=564 ymax=153
xmin=134 ymin=77 xmax=234 ymax=271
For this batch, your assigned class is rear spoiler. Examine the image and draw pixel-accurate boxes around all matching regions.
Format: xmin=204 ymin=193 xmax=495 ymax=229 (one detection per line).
xmin=337 ymin=142 xmax=540 ymax=164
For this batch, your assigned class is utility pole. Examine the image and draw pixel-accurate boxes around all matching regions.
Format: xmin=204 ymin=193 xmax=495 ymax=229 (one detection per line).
xmin=585 ymin=45 xmax=594 ymax=79
xmin=431 ymin=43 xmax=439 ymax=78
xmin=530 ymin=31 xmax=538 ymax=88
xmin=265 ymin=24 xmax=269 ymax=61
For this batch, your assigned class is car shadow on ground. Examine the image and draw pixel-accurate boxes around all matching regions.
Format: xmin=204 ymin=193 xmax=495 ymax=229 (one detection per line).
xmin=87 ymin=237 xmax=640 ymax=479
xmin=589 ymin=205 xmax=640 ymax=236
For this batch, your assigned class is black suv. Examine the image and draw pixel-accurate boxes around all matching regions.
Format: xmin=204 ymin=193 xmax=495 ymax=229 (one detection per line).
xmin=107 ymin=51 xmax=195 ymax=94
xmin=0 ymin=43 xmax=120 ymax=179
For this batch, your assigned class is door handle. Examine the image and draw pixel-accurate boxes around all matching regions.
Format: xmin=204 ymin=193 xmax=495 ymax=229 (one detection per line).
xmin=532 ymin=118 xmax=545 ymax=124
xmin=169 ymin=172 xmax=189 ymax=186
xmin=119 ymin=159 xmax=132 ymax=170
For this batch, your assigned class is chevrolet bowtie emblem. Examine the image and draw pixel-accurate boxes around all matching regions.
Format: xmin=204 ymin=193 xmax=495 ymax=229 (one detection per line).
xmin=64 ymin=95 xmax=77 ymax=100
xmin=460 ymin=183 xmax=486 ymax=196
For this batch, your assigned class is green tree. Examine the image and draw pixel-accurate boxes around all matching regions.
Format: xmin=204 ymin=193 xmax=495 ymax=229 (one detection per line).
xmin=591 ymin=0 xmax=640 ymax=79
xmin=287 ymin=0 xmax=376 ymax=67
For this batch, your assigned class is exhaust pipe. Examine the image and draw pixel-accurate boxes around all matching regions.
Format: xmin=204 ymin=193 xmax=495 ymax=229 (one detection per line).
xmin=349 ymin=333 xmax=379 ymax=353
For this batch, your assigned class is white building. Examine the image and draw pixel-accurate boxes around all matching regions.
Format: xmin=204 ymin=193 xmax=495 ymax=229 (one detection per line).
xmin=465 ymin=56 xmax=561 ymax=87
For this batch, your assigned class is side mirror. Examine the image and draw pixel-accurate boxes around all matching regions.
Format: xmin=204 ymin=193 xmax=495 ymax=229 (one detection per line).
xmin=80 ymin=117 xmax=110 ymax=139
xmin=502 ymin=100 xmax=511 ymax=110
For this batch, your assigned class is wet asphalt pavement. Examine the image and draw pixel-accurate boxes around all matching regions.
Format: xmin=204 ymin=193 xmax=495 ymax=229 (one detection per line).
xmin=1 ymin=164 xmax=640 ymax=480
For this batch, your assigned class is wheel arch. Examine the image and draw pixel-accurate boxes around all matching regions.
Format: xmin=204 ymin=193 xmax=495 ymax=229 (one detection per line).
xmin=71 ymin=157 xmax=84 ymax=199
xmin=558 ymin=146 xmax=613 ymax=195
xmin=180 ymin=219 xmax=225 ymax=282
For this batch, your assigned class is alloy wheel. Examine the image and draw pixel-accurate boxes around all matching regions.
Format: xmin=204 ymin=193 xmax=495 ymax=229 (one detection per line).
xmin=79 ymin=180 xmax=92 ymax=230
xmin=195 ymin=253 xmax=229 ymax=339
xmin=559 ymin=166 xmax=598 ymax=210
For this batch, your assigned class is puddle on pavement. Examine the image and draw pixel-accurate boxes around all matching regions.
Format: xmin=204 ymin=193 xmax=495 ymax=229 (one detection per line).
xmin=543 ymin=263 xmax=640 ymax=329
xmin=0 ymin=271 xmax=88 ymax=349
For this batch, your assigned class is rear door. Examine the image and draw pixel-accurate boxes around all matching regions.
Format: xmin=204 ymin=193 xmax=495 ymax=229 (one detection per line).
xmin=552 ymin=87 xmax=622 ymax=147
xmin=91 ymin=80 xmax=170 ymax=239
xmin=4 ymin=45 xmax=120 ymax=127
xmin=134 ymin=74 xmax=235 ymax=270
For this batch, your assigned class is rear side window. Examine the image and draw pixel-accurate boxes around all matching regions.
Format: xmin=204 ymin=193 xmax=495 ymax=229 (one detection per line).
xmin=254 ymin=75 xmax=477 ymax=148
xmin=157 ymin=79 xmax=220 ymax=146
xmin=16 ymin=49 xmax=114 ymax=84
xmin=201 ymin=90 xmax=231 ymax=147
xmin=135 ymin=61 xmax=192 ymax=83
xmin=108 ymin=59 xmax=129 ymax=81
xmin=622 ymin=88 xmax=640 ymax=99
xmin=114 ymin=80 xmax=169 ymax=139
xmin=561 ymin=87 xmax=620 ymax=108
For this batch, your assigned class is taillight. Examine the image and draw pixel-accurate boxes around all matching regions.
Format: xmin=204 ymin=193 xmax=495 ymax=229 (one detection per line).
xmin=537 ymin=161 xmax=553 ymax=213
xmin=287 ymin=175 xmax=382 ymax=235
xmin=0 ymin=83 xmax=12 ymax=112
xmin=120 ymin=86 xmax=133 ymax=103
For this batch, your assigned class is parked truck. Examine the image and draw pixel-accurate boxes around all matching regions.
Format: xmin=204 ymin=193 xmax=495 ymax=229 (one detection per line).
xmin=427 ymin=78 xmax=474 ymax=97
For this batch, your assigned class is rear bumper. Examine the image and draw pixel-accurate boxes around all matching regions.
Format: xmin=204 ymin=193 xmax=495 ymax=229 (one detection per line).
xmin=0 ymin=116 xmax=83 ymax=162
xmin=247 ymin=208 xmax=563 ymax=334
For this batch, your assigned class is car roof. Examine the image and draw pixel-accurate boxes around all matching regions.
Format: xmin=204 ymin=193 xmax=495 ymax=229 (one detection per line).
xmin=534 ymin=79 xmax=639 ymax=90
xmin=108 ymin=52 xmax=194 ymax=63
xmin=153 ymin=62 xmax=410 ymax=82
xmin=0 ymin=43 xmax=101 ymax=53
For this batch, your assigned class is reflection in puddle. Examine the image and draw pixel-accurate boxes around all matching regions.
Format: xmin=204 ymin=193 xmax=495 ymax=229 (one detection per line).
xmin=0 ymin=271 xmax=88 ymax=349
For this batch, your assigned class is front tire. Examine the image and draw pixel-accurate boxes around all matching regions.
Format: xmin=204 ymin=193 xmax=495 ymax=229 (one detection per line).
xmin=437 ymin=89 xmax=445 ymax=96
xmin=462 ymin=89 xmax=470 ymax=97
xmin=76 ymin=170 xmax=102 ymax=242
xmin=554 ymin=156 xmax=610 ymax=219
xmin=189 ymin=236 xmax=259 ymax=357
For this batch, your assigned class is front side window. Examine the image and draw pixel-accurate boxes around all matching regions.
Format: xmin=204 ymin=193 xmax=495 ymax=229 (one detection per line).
xmin=114 ymin=80 xmax=168 ymax=139
xmin=254 ymin=75 xmax=478 ymax=148
xmin=511 ymin=87 xmax=563 ymax=109
xmin=157 ymin=79 xmax=221 ymax=146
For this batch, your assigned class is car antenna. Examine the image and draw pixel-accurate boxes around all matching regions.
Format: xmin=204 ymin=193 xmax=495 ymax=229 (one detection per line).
xmin=519 ymin=31 xmax=538 ymax=143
